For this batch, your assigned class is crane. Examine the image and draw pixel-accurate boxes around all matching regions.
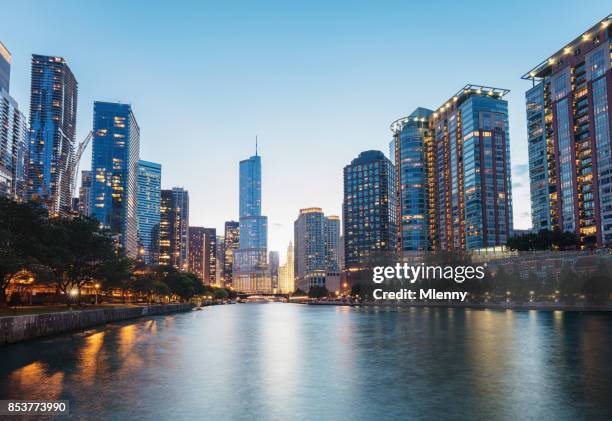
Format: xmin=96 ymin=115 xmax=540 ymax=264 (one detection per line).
xmin=69 ymin=130 xmax=93 ymax=206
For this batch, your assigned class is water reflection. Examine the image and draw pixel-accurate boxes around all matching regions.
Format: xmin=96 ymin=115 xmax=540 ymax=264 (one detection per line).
xmin=0 ymin=305 xmax=610 ymax=420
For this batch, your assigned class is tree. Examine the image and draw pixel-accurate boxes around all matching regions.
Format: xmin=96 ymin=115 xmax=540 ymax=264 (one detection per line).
xmin=506 ymin=229 xmax=578 ymax=251
xmin=0 ymin=199 xmax=49 ymax=307
xmin=582 ymin=263 xmax=612 ymax=304
xmin=308 ymin=285 xmax=329 ymax=298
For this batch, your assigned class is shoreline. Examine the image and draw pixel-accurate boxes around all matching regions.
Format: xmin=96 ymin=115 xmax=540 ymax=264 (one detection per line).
xmin=306 ymin=301 xmax=612 ymax=312
xmin=0 ymin=303 xmax=194 ymax=346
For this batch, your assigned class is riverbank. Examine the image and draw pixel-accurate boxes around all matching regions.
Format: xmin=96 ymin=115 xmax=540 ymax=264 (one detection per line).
xmin=0 ymin=303 xmax=193 ymax=346
xmin=307 ymin=300 xmax=612 ymax=311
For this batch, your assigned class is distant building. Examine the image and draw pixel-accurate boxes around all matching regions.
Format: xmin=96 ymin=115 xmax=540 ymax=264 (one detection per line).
xmin=343 ymin=150 xmax=396 ymax=270
xmin=137 ymin=161 xmax=161 ymax=264
xmin=78 ymin=170 xmax=92 ymax=216
xmin=294 ymin=208 xmax=341 ymax=292
xmin=216 ymin=235 xmax=225 ymax=285
xmin=523 ymin=15 xmax=612 ymax=246
xmin=278 ymin=241 xmax=295 ymax=293
xmin=202 ymin=228 xmax=216 ymax=285
xmin=223 ymin=221 xmax=239 ymax=286
xmin=0 ymin=43 xmax=27 ymax=201
xmin=27 ymin=54 xmax=78 ymax=215
xmin=90 ymin=102 xmax=140 ymax=257
xmin=160 ymin=188 xmax=189 ymax=270
xmin=269 ymin=250 xmax=279 ymax=290
xmin=188 ymin=227 xmax=206 ymax=280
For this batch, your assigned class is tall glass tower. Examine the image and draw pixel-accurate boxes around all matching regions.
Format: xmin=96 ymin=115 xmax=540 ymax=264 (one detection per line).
xmin=137 ymin=160 xmax=161 ymax=264
xmin=27 ymin=54 xmax=78 ymax=215
xmin=90 ymin=102 xmax=140 ymax=257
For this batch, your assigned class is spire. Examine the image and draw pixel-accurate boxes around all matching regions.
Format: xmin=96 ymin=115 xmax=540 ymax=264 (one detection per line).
xmin=255 ymin=135 xmax=258 ymax=156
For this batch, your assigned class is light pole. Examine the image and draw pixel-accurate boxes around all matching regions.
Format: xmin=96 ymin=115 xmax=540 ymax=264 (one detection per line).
xmin=94 ymin=283 xmax=100 ymax=305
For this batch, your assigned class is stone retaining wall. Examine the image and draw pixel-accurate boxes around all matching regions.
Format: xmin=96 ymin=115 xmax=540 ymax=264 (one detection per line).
xmin=0 ymin=304 xmax=193 ymax=346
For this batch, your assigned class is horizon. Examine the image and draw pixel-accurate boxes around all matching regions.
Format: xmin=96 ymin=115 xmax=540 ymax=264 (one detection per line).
xmin=2 ymin=1 xmax=611 ymax=261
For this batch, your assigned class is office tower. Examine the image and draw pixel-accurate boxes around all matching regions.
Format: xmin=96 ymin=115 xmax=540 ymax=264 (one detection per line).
xmin=223 ymin=220 xmax=239 ymax=286
xmin=90 ymin=102 xmax=140 ymax=257
xmin=269 ymin=250 xmax=279 ymax=290
xmin=0 ymin=41 xmax=10 ymax=93
xmin=216 ymin=235 xmax=225 ymax=285
xmin=390 ymin=107 xmax=433 ymax=251
xmin=293 ymin=208 xmax=340 ymax=291
xmin=78 ymin=170 xmax=92 ymax=215
xmin=160 ymin=188 xmax=189 ymax=270
xmin=390 ymin=85 xmax=513 ymax=252
xmin=233 ymin=148 xmax=270 ymax=293
xmin=0 ymin=43 xmax=27 ymax=201
xmin=27 ymin=54 xmax=78 ymax=215
xmin=343 ymin=151 xmax=397 ymax=270
xmin=338 ymin=235 xmax=345 ymax=270
xmin=278 ymin=241 xmax=295 ymax=293
xmin=188 ymin=227 xmax=206 ymax=280
xmin=324 ymin=216 xmax=340 ymax=271
xmin=523 ymin=16 xmax=612 ymax=246
xmin=137 ymin=160 xmax=161 ymax=264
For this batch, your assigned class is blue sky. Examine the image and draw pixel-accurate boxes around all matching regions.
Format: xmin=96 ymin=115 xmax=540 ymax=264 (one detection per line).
xmin=2 ymin=1 xmax=611 ymax=260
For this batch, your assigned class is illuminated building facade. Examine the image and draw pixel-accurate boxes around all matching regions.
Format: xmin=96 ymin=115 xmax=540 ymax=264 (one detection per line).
xmin=0 ymin=42 xmax=27 ymax=201
xmin=160 ymin=188 xmax=189 ymax=270
xmin=278 ymin=241 xmax=294 ymax=293
xmin=90 ymin=102 xmax=140 ymax=257
xmin=390 ymin=85 xmax=513 ymax=251
xmin=343 ymin=151 xmax=396 ymax=269
xmin=137 ymin=160 xmax=161 ymax=264
xmin=523 ymin=15 xmax=612 ymax=246
xmin=188 ymin=227 xmax=206 ymax=280
xmin=27 ymin=54 xmax=78 ymax=215
xmin=223 ymin=220 xmax=239 ymax=286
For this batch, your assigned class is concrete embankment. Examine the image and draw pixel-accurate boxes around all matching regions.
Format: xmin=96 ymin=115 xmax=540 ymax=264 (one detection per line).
xmin=0 ymin=304 xmax=193 ymax=346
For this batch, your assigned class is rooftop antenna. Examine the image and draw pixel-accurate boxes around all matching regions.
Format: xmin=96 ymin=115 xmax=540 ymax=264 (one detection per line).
xmin=255 ymin=135 xmax=258 ymax=156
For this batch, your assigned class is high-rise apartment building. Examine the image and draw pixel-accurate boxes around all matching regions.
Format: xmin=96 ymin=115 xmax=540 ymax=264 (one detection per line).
xmin=137 ymin=160 xmax=161 ymax=264
xmin=27 ymin=54 xmax=78 ymax=215
xmin=78 ymin=170 xmax=92 ymax=215
xmin=223 ymin=220 xmax=239 ymax=287
xmin=160 ymin=188 xmax=189 ymax=270
xmin=523 ymin=15 xmax=612 ymax=246
xmin=202 ymin=228 xmax=216 ymax=285
xmin=0 ymin=42 xmax=27 ymax=201
xmin=390 ymin=85 xmax=513 ymax=252
xmin=324 ymin=215 xmax=341 ymax=272
xmin=216 ymin=235 xmax=225 ymax=285
xmin=90 ymin=102 xmax=140 ymax=257
xmin=343 ymin=150 xmax=396 ymax=269
xmin=188 ymin=226 xmax=206 ymax=280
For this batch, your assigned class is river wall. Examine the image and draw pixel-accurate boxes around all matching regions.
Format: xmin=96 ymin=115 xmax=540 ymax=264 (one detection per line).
xmin=0 ymin=304 xmax=193 ymax=346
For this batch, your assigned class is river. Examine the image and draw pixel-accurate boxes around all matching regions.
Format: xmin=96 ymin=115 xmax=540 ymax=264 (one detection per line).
xmin=1 ymin=304 xmax=611 ymax=420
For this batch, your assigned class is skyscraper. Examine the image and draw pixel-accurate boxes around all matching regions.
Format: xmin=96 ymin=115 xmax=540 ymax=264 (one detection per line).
xmin=523 ymin=15 xmax=612 ymax=246
xmin=294 ymin=208 xmax=340 ymax=291
xmin=78 ymin=170 xmax=92 ymax=215
xmin=216 ymin=235 xmax=225 ymax=285
xmin=278 ymin=241 xmax=295 ymax=293
xmin=223 ymin=221 xmax=239 ymax=287
xmin=188 ymin=227 xmax=206 ymax=280
xmin=27 ymin=54 xmax=78 ymax=215
xmin=390 ymin=107 xmax=432 ymax=251
xmin=160 ymin=188 xmax=189 ymax=270
xmin=343 ymin=151 xmax=396 ymax=270
xmin=90 ymin=102 xmax=140 ymax=257
xmin=269 ymin=250 xmax=279 ymax=290
xmin=0 ymin=42 xmax=27 ymax=201
xmin=233 ymin=148 xmax=270 ymax=293
xmin=137 ymin=160 xmax=161 ymax=264
xmin=203 ymin=228 xmax=216 ymax=285
xmin=390 ymin=85 xmax=513 ymax=252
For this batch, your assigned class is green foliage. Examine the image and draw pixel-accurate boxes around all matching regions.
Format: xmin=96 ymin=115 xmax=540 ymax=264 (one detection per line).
xmin=308 ymin=285 xmax=329 ymax=298
xmin=507 ymin=229 xmax=578 ymax=251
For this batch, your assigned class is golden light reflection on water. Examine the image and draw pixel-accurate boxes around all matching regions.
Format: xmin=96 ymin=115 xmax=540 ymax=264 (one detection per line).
xmin=73 ymin=331 xmax=106 ymax=386
xmin=9 ymin=361 xmax=64 ymax=400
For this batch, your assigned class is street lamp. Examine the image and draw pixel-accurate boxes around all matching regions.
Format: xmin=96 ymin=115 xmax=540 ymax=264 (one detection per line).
xmin=94 ymin=283 xmax=100 ymax=305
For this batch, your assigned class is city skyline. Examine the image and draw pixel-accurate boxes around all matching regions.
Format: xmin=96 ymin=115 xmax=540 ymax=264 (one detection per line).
xmin=2 ymin=2 xmax=612 ymax=259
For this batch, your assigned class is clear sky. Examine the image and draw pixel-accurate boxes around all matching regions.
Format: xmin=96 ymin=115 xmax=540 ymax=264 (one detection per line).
xmin=2 ymin=1 xmax=611 ymax=261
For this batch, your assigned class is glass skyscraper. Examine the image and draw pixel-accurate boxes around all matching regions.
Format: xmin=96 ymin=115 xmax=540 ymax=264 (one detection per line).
xmin=0 ymin=42 xmax=27 ymax=201
xmin=390 ymin=107 xmax=432 ymax=251
xmin=137 ymin=160 xmax=161 ymax=264
xmin=343 ymin=150 xmax=397 ymax=270
xmin=390 ymin=86 xmax=513 ymax=252
xmin=90 ymin=102 xmax=140 ymax=257
xmin=523 ymin=15 xmax=612 ymax=246
xmin=27 ymin=54 xmax=78 ymax=215
xmin=78 ymin=170 xmax=92 ymax=215
xmin=223 ymin=220 xmax=239 ymax=287
xmin=233 ymin=149 xmax=270 ymax=293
